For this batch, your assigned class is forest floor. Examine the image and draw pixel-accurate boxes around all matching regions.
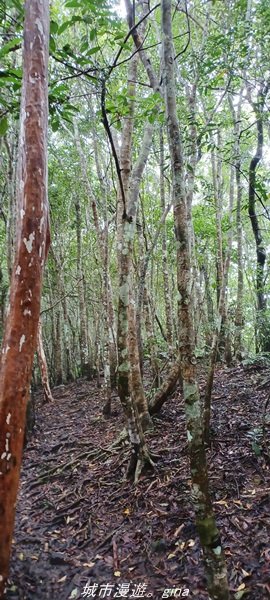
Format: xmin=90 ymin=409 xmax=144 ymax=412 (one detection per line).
xmin=6 ymin=361 xmax=270 ymax=600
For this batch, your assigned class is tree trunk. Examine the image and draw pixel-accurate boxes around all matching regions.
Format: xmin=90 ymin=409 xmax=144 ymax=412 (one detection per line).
xmin=0 ymin=1 xmax=50 ymax=591
xmin=144 ymin=290 xmax=160 ymax=388
xmin=201 ymin=260 xmax=215 ymax=347
xmin=159 ymin=127 xmax=174 ymax=351
xmin=234 ymin=163 xmax=244 ymax=358
xmin=73 ymin=118 xmax=117 ymax=388
xmin=211 ymin=137 xmax=224 ymax=308
xmin=75 ymin=198 xmax=92 ymax=378
xmin=37 ymin=319 xmax=54 ymax=403
xmin=113 ymin=52 xmax=153 ymax=475
xmin=162 ymin=2 xmax=229 ymax=598
xmin=204 ymin=162 xmax=235 ymax=443
xmin=248 ymin=85 xmax=270 ymax=352
xmin=149 ymin=356 xmax=181 ymax=415
xmin=102 ymin=224 xmax=112 ymax=415
xmin=54 ymin=308 xmax=63 ymax=384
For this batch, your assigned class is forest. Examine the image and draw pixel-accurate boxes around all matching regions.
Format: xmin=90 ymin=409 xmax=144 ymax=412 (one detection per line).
xmin=0 ymin=0 xmax=270 ymax=598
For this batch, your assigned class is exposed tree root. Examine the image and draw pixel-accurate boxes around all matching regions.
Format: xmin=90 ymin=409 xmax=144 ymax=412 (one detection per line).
xmin=126 ymin=443 xmax=155 ymax=484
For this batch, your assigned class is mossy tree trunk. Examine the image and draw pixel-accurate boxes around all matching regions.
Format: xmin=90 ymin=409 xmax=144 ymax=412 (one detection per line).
xmin=162 ymin=1 xmax=229 ymax=598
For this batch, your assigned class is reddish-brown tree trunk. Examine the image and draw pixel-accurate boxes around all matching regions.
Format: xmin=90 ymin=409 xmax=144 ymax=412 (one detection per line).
xmin=0 ymin=1 xmax=50 ymax=593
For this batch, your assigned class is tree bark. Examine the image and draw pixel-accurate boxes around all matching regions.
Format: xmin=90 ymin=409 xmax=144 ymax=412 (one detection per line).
xmin=0 ymin=1 xmax=50 ymax=592
xmin=162 ymin=2 xmax=229 ymax=598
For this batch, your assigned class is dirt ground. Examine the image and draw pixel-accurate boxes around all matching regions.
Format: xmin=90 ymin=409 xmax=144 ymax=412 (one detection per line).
xmin=6 ymin=361 xmax=270 ymax=599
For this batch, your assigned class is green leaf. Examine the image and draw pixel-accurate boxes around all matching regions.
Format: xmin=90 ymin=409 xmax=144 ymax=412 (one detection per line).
xmin=58 ymin=16 xmax=82 ymax=35
xmin=89 ymin=28 xmax=97 ymax=41
xmin=50 ymin=21 xmax=58 ymax=34
xmin=51 ymin=116 xmax=60 ymax=132
xmin=50 ymin=36 xmax=56 ymax=53
xmin=0 ymin=116 xmax=8 ymax=136
xmin=65 ymin=0 xmax=80 ymax=6
xmin=87 ymin=46 xmax=100 ymax=56
xmin=0 ymin=37 xmax=21 ymax=58
xmin=58 ymin=20 xmax=73 ymax=34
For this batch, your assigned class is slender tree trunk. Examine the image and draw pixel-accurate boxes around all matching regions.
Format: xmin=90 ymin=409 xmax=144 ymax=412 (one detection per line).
xmin=234 ymin=164 xmax=244 ymax=358
xmin=248 ymin=85 xmax=270 ymax=352
xmin=136 ymin=204 xmax=147 ymax=374
xmin=144 ymin=289 xmax=160 ymax=388
xmin=162 ymin=3 xmax=229 ymax=598
xmin=149 ymin=355 xmax=181 ymax=415
xmin=211 ymin=136 xmax=224 ymax=307
xmin=37 ymin=319 xmax=54 ymax=403
xmin=102 ymin=224 xmax=112 ymax=415
xmin=186 ymin=82 xmax=202 ymax=346
xmin=75 ymin=198 xmax=92 ymax=378
xmin=54 ymin=308 xmax=63 ymax=384
xmin=74 ymin=108 xmax=118 ymax=390
xmin=0 ymin=1 xmax=50 ymax=591
xmin=91 ymin=120 xmax=118 ymax=389
xmin=204 ymin=163 xmax=235 ymax=443
xmin=117 ymin=58 xmax=153 ymax=427
xmin=159 ymin=127 xmax=174 ymax=351
xmin=229 ymin=92 xmax=245 ymax=360
xmin=201 ymin=259 xmax=215 ymax=347
xmin=114 ymin=53 xmax=153 ymax=476
xmin=47 ymin=276 xmax=56 ymax=381
xmin=59 ymin=258 xmax=74 ymax=381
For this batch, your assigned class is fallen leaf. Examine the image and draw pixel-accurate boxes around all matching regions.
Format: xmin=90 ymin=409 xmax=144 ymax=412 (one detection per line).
xmin=241 ymin=569 xmax=250 ymax=578
xmin=234 ymin=591 xmax=246 ymax=600
xmin=214 ymin=499 xmax=229 ymax=508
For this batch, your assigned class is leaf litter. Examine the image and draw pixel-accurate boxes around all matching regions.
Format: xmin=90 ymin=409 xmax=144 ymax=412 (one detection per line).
xmin=6 ymin=361 xmax=270 ymax=599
